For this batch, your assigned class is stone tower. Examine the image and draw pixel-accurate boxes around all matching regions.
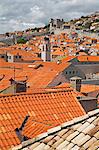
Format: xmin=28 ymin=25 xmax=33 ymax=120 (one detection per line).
xmin=49 ymin=18 xmax=64 ymax=34
xmin=41 ymin=37 xmax=51 ymax=62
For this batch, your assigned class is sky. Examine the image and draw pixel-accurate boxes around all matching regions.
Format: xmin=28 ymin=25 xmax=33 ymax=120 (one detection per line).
xmin=0 ymin=0 xmax=99 ymax=33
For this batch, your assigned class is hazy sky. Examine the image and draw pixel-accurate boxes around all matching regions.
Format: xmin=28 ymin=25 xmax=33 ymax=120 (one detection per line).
xmin=0 ymin=0 xmax=99 ymax=33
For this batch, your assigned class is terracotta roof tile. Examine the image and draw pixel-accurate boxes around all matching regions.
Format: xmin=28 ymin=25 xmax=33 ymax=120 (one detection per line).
xmin=81 ymin=84 xmax=99 ymax=93
xmin=12 ymin=109 xmax=99 ymax=150
xmin=0 ymin=89 xmax=85 ymax=149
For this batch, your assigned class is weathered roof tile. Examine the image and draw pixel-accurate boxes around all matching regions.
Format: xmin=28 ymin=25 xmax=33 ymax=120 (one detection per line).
xmin=62 ymin=129 xmax=74 ymax=140
xmin=72 ymin=123 xmax=82 ymax=130
xmin=36 ymin=132 xmax=48 ymax=141
xmin=57 ymin=129 xmax=68 ymax=137
xmin=77 ymin=135 xmax=91 ymax=146
xmin=71 ymin=145 xmax=80 ymax=150
xmin=48 ymin=126 xmax=61 ymax=135
xmin=77 ymin=122 xmax=90 ymax=132
xmin=82 ymin=137 xmax=97 ymax=149
xmin=56 ymin=140 xmax=69 ymax=150
xmin=28 ymin=142 xmax=41 ymax=149
xmin=65 ymin=143 xmax=74 ymax=150
xmin=82 ymin=123 xmax=95 ymax=134
xmin=88 ymin=109 xmax=99 ymax=116
xmin=52 ymin=138 xmax=64 ymax=148
xmin=87 ymin=140 xmax=99 ymax=150
xmin=66 ymin=131 xmax=79 ymax=141
xmin=93 ymin=117 xmax=99 ymax=126
xmin=42 ymin=135 xmax=54 ymax=144
xmin=87 ymin=116 xmax=96 ymax=123
xmin=73 ymin=114 xmax=89 ymax=123
xmin=43 ymin=145 xmax=50 ymax=150
xmin=71 ymin=133 xmax=85 ymax=145
xmin=62 ymin=120 xmax=74 ymax=128
xmin=33 ymin=143 xmax=46 ymax=150
xmin=94 ymin=131 xmax=99 ymax=139
xmin=88 ymin=126 xmax=99 ymax=137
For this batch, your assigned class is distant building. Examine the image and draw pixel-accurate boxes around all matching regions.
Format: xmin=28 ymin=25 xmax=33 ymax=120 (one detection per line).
xmin=62 ymin=23 xmax=71 ymax=30
xmin=7 ymin=52 xmax=22 ymax=63
xmin=63 ymin=56 xmax=99 ymax=79
xmin=49 ymin=18 xmax=64 ymax=34
xmin=0 ymin=51 xmax=7 ymax=61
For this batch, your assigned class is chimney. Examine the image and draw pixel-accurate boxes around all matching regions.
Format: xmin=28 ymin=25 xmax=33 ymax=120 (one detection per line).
xmin=9 ymin=78 xmax=27 ymax=94
xmin=70 ymin=76 xmax=82 ymax=92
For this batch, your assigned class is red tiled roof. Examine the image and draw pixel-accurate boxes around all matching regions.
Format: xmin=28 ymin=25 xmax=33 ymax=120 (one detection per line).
xmin=77 ymin=56 xmax=99 ymax=62
xmin=13 ymin=109 xmax=99 ymax=150
xmin=62 ymin=55 xmax=99 ymax=63
xmin=81 ymin=84 xmax=99 ymax=93
xmin=53 ymin=83 xmax=85 ymax=97
xmin=0 ymin=89 xmax=85 ymax=149
xmin=54 ymin=82 xmax=71 ymax=89
xmin=0 ymin=61 xmax=71 ymax=92
xmin=62 ymin=56 xmax=76 ymax=62
xmin=52 ymin=50 xmax=65 ymax=56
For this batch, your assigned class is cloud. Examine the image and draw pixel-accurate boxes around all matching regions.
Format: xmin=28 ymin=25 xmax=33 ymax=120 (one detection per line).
xmin=0 ymin=0 xmax=98 ymax=33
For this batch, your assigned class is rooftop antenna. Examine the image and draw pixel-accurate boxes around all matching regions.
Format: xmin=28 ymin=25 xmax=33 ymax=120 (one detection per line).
xmin=13 ymin=66 xmax=16 ymax=94
xmin=13 ymin=66 xmax=15 ymax=80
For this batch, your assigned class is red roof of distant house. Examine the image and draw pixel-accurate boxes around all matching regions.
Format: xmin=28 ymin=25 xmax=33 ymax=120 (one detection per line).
xmin=77 ymin=55 xmax=99 ymax=62
xmin=81 ymin=84 xmax=99 ymax=93
xmin=0 ymin=61 xmax=71 ymax=93
xmin=62 ymin=56 xmax=76 ymax=62
xmin=62 ymin=55 xmax=99 ymax=63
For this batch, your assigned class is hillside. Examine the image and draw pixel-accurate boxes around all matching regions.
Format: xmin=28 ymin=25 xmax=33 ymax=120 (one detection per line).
xmin=69 ymin=12 xmax=99 ymax=32
xmin=1 ymin=12 xmax=99 ymax=46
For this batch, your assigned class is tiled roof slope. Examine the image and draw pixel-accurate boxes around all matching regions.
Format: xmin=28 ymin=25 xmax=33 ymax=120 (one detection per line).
xmin=0 ymin=89 xmax=85 ymax=149
xmin=62 ymin=56 xmax=99 ymax=63
xmin=77 ymin=56 xmax=99 ymax=62
xmin=0 ymin=61 xmax=71 ymax=92
xmin=12 ymin=109 xmax=99 ymax=150
xmin=81 ymin=84 xmax=99 ymax=93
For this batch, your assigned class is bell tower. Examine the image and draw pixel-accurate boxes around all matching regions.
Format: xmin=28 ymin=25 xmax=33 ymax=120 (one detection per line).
xmin=41 ymin=37 xmax=51 ymax=62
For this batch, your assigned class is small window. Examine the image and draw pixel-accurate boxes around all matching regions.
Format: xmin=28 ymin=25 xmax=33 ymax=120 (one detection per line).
xmin=69 ymin=71 xmax=71 ymax=74
xmin=76 ymin=80 xmax=80 ymax=84
xmin=9 ymin=56 xmax=11 ymax=59
xmin=76 ymin=71 xmax=78 ymax=74
xmin=73 ymin=71 xmax=75 ymax=74
xmin=19 ymin=56 xmax=21 ymax=58
xmin=43 ymin=45 xmax=44 ymax=51
xmin=66 ymin=71 xmax=68 ymax=74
